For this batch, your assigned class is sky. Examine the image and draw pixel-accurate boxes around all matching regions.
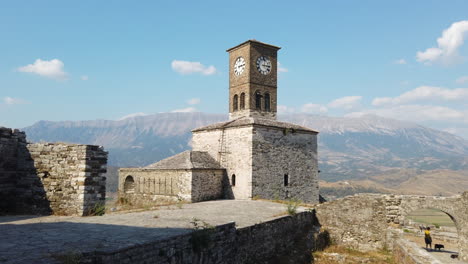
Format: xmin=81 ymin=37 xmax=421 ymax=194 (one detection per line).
xmin=1 ymin=1 xmax=468 ymax=139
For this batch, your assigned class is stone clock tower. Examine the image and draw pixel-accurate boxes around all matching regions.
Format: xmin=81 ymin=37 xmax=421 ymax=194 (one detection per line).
xmin=227 ymin=40 xmax=280 ymax=120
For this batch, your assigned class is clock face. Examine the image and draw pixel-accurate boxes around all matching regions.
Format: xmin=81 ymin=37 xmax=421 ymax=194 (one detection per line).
xmin=234 ymin=57 xmax=246 ymax=76
xmin=256 ymin=56 xmax=272 ymax=75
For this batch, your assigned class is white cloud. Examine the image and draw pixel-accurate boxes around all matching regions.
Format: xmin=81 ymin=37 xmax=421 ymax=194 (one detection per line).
xmin=301 ymin=103 xmax=328 ymax=114
xmin=171 ymin=107 xmax=197 ymax=113
xmin=171 ymin=60 xmax=217 ymax=75
xmin=17 ymin=59 xmax=68 ymax=80
xmin=394 ymin=59 xmax=407 ymax=65
xmin=187 ymin=98 xmax=201 ymax=105
xmin=118 ymin=112 xmax=148 ymax=120
xmin=372 ymin=86 xmax=468 ymax=106
xmin=3 ymin=97 xmax=27 ymax=105
xmin=416 ymin=20 xmax=468 ymax=65
xmin=278 ymin=62 xmax=288 ymax=73
xmin=277 ymin=105 xmax=296 ymax=114
xmin=456 ymin=76 xmax=468 ymax=84
xmin=356 ymin=105 xmax=466 ymax=122
xmin=328 ymin=96 xmax=362 ymax=110
xmin=81 ymin=75 xmax=89 ymax=81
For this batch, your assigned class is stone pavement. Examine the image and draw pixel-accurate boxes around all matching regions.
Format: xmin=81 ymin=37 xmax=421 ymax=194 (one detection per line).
xmin=0 ymin=200 xmax=297 ymax=264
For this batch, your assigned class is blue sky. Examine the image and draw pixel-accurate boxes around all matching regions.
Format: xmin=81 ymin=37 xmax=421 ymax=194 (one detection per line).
xmin=1 ymin=1 xmax=468 ymax=138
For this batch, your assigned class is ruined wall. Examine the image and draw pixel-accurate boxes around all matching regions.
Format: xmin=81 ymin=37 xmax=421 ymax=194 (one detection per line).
xmin=27 ymin=143 xmax=107 ymax=216
xmin=0 ymin=128 xmax=107 ymax=216
xmin=316 ymin=193 xmax=468 ymax=261
xmin=80 ymin=211 xmax=318 ymax=264
xmin=192 ymin=127 xmax=254 ymax=200
xmin=0 ymin=128 xmax=45 ymax=213
xmin=315 ymin=194 xmax=388 ymax=251
xmin=252 ymin=127 xmax=319 ymax=203
xmin=119 ymin=168 xmax=224 ymax=203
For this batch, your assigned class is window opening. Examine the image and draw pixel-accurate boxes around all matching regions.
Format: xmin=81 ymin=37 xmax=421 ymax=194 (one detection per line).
xmin=233 ymin=94 xmax=238 ymax=111
xmin=240 ymin=93 xmax=245 ymax=110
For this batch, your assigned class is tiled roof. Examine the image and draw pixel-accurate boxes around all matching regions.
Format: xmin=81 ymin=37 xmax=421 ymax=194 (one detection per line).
xmin=192 ymin=116 xmax=318 ymax=133
xmin=145 ymin=151 xmax=222 ymax=170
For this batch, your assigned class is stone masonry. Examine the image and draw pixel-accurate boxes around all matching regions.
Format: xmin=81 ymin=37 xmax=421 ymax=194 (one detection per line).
xmin=192 ymin=118 xmax=319 ymax=203
xmin=26 ymin=143 xmax=107 ymax=216
xmin=316 ymin=192 xmax=468 ymax=261
xmin=0 ymin=127 xmax=108 ymax=216
xmin=119 ymin=151 xmax=224 ymax=204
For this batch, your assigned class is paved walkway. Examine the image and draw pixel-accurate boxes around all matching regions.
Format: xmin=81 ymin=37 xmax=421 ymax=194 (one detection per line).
xmin=404 ymin=234 xmax=467 ymax=263
xmin=0 ymin=200 xmax=296 ymax=264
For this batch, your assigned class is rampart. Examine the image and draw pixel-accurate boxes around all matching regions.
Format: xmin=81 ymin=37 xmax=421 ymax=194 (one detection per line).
xmin=0 ymin=127 xmax=107 ymax=216
xmin=79 ymin=211 xmax=318 ymax=264
xmin=316 ymin=193 xmax=468 ymax=261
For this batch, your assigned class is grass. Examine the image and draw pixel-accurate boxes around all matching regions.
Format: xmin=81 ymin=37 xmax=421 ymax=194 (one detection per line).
xmin=406 ymin=208 xmax=455 ymax=227
xmin=313 ymin=245 xmax=395 ymax=264
xmin=286 ymin=198 xmax=301 ymax=215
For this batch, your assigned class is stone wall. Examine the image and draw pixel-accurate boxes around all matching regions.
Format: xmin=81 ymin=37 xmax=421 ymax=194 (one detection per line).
xmin=0 ymin=127 xmax=43 ymax=213
xmin=79 ymin=211 xmax=318 ymax=264
xmin=316 ymin=194 xmax=388 ymax=251
xmin=316 ymin=193 xmax=468 ymax=261
xmin=192 ymin=127 xmax=254 ymax=199
xmin=0 ymin=127 xmax=107 ymax=216
xmin=191 ymin=169 xmax=224 ymax=202
xmin=26 ymin=143 xmax=107 ymax=216
xmin=252 ymin=126 xmax=319 ymax=203
xmin=119 ymin=168 xmax=224 ymax=203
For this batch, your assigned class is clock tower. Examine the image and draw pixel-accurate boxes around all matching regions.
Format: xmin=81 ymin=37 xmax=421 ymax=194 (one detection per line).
xmin=227 ymin=40 xmax=281 ymax=120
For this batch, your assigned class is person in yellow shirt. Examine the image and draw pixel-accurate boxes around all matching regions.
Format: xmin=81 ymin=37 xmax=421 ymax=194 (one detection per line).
xmin=424 ymin=227 xmax=432 ymax=250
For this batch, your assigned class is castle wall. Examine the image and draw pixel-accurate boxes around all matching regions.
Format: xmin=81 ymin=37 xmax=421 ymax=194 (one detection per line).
xmin=192 ymin=127 xmax=254 ymax=199
xmin=80 ymin=211 xmax=318 ymax=264
xmin=0 ymin=128 xmax=42 ymax=213
xmin=26 ymin=143 xmax=107 ymax=216
xmin=251 ymin=127 xmax=319 ymax=203
xmin=0 ymin=127 xmax=107 ymax=216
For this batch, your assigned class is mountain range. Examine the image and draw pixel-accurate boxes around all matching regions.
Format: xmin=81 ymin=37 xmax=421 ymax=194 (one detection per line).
xmin=22 ymin=112 xmax=468 ymax=191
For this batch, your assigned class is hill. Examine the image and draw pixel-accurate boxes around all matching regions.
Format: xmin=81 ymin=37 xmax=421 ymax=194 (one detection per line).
xmin=23 ymin=112 xmax=468 ymax=186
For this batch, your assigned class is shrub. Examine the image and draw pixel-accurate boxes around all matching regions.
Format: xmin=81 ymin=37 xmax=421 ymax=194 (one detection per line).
xmin=286 ymin=198 xmax=301 ymax=215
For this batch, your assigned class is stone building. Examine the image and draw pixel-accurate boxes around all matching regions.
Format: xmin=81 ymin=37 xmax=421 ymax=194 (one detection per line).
xmin=119 ymin=40 xmax=319 ymax=203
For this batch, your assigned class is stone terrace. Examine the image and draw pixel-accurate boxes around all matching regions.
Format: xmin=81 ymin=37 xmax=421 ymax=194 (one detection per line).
xmin=0 ymin=200 xmax=305 ymax=264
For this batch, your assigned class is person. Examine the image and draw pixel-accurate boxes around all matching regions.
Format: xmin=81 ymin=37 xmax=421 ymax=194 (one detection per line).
xmin=424 ymin=227 xmax=432 ymax=250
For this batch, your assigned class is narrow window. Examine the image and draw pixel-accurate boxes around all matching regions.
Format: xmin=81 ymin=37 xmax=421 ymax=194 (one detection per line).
xmin=124 ymin=175 xmax=135 ymax=193
xmin=255 ymin=91 xmax=262 ymax=110
xmin=240 ymin=93 xmax=245 ymax=110
xmin=284 ymin=174 xmax=289 ymax=187
xmin=233 ymin=94 xmax=238 ymax=111
xmin=231 ymin=174 xmax=236 ymax=186
xmin=264 ymin=93 xmax=271 ymax=112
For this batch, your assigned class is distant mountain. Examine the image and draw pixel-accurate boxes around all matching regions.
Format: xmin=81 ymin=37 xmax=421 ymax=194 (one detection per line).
xmin=23 ymin=112 xmax=468 ymax=182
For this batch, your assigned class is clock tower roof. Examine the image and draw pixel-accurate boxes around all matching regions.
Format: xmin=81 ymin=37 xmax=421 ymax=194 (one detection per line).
xmin=226 ymin=39 xmax=281 ymax=52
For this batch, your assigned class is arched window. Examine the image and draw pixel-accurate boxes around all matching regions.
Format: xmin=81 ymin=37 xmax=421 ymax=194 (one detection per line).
xmin=124 ymin=175 xmax=135 ymax=193
xmin=255 ymin=91 xmax=262 ymax=110
xmin=284 ymin=174 xmax=289 ymax=187
xmin=231 ymin=174 xmax=236 ymax=186
xmin=233 ymin=94 xmax=238 ymax=111
xmin=264 ymin=93 xmax=271 ymax=112
xmin=240 ymin=93 xmax=245 ymax=110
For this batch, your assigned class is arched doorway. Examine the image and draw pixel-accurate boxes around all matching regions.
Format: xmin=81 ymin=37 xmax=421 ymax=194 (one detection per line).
xmin=124 ymin=176 xmax=135 ymax=194
xmin=402 ymin=207 xmax=460 ymax=261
